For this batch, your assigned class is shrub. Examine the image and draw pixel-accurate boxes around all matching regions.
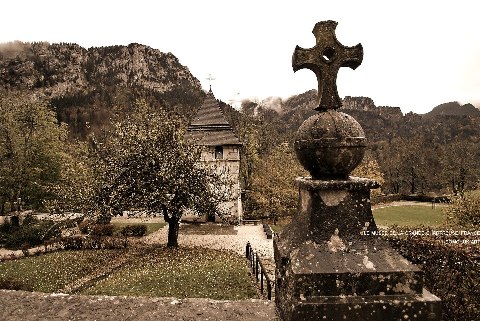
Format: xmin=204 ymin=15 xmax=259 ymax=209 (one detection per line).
xmin=222 ymin=215 xmax=240 ymax=226
xmin=92 ymin=236 xmax=128 ymax=249
xmin=3 ymin=220 xmax=61 ymax=249
xmin=0 ymin=220 xmax=15 ymax=234
xmin=0 ymin=278 xmax=33 ymax=291
xmin=443 ymin=190 xmax=480 ymax=228
xmin=78 ymin=219 xmax=94 ymax=234
xmin=385 ymin=230 xmax=480 ymax=321
xmin=91 ymin=224 xmax=114 ymax=236
xmin=61 ymin=217 xmax=83 ymax=229
xmin=79 ymin=221 xmax=115 ymax=236
xmin=22 ymin=214 xmax=39 ymax=226
xmin=0 ymin=221 xmax=15 ymax=246
xmin=53 ymin=235 xmax=127 ymax=250
xmin=56 ymin=236 xmax=86 ymax=250
xmin=95 ymin=214 xmax=112 ymax=224
xmin=120 ymin=224 xmax=147 ymax=237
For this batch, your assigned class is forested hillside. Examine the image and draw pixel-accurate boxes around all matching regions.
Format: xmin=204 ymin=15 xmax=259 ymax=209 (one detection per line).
xmin=1 ymin=41 xmax=479 ymax=216
xmin=233 ymin=92 xmax=480 ymax=207
xmin=0 ymin=41 xmax=205 ymax=137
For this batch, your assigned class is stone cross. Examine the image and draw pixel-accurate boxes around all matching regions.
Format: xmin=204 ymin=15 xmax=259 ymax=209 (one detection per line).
xmin=292 ymin=20 xmax=363 ymax=110
xmin=206 ymin=73 xmax=215 ymax=91
xmin=276 ymin=21 xmax=442 ymax=321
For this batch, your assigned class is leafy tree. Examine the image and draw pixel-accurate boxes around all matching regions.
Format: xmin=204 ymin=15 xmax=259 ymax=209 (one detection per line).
xmin=223 ymin=112 xmax=261 ymax=196
xmin=239 ymin=125 xmax=260 ymax=192
xmin=249 ymin=143 xmax=306 ymax=222
xmin=0 ymin=91 xmax=70 ymax=212
xmin=92 ymin=100 xmax=225 ymax=247
xmin=375 ymin=136 xmax=435 ymax=195
xmin=43 ymin=139 xmax=96 ymax=214
xmin=439 ymin=139 xmax=479 ymax=195
xmin=351 ymin=152 xmax=384 ymax=197
xmin=396 ymin=136 xmax=427 ymax=195
xmin=374 ymin=139 xmax=402 ymax=194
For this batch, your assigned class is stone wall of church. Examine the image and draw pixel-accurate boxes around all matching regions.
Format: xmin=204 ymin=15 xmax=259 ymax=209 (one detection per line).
xmin=199 ymin=146 xmax=242 ymax=220
xmin=200 ymin=146 xmax=240 ymax=162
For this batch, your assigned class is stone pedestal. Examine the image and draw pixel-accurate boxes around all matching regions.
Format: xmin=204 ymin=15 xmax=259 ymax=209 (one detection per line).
xmin=274 ymin=177 xmax=442 ymax=321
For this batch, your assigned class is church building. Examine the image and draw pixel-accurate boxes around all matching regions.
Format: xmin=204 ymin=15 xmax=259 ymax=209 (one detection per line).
xmin=187 ymin=89 xmax=242 ymax=222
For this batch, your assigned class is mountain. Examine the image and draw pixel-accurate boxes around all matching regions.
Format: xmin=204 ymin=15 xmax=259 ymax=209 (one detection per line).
xmin=274 ymin=93 xmax=480 ymax=144
xmin=239 ymin=91 xmax=480 ymax=194
xmin=0 ymin=41 xmax=204 ymax=137
xmin=1 ymin=41 xmax=480 ymax=194
xmin=425 ymin=101 xmax=480 ymax=117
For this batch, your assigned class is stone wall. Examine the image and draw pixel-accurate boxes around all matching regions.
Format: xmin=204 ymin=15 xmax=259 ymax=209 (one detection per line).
xmin=199 ymin=146 xmax=242 ymax=220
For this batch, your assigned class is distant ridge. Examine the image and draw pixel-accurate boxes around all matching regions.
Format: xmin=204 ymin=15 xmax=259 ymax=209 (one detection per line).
xmin=425 ymin=101 xmax=480 ymax=117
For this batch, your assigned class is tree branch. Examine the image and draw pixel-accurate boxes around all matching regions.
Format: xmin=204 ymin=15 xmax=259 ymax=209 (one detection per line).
xmin=161 ymin=204 xmax=171 ymax=223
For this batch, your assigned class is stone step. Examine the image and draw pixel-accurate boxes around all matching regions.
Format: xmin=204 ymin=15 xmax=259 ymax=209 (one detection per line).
xmin=280 ymin=289 xmax=441 ymax=321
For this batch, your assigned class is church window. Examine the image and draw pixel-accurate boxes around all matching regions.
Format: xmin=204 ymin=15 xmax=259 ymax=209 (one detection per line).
xmin=215 ymin=146 xmax=224 ymax=160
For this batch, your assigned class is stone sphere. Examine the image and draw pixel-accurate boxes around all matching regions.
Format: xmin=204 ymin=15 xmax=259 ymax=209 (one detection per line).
xmin=294 ymin=110 xmax=366 ymax=179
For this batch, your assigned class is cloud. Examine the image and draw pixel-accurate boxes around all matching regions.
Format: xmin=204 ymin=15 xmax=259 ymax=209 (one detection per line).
xmin=261 ymin=96 xmax=284 ymax=113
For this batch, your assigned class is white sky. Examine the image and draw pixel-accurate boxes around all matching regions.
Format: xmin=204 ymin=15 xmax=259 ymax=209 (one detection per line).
xmin=1 ymin=0 xmax=479 ymax=114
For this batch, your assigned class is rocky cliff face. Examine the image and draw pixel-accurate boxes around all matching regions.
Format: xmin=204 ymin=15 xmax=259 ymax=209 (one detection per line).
xmin=0 ymin=41 xmax=204 ymax=137
xmin=341 ymin=96 xmax=403 ymax=119
xmin=0 ymin=42 xmax=201 ymax=96
xmin=342 ymin=96 xmax=376 ymax=111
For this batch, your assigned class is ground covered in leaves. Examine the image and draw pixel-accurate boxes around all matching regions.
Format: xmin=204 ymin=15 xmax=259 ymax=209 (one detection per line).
xmin=82 ymin=246 xmax=257 ymax=299
xmin=179 ymin=224 xmax=237 ymax=235
xmin=0 ymin=249 xmax=124 ymax=292
xmin=0 ymin=246 xmax=258 ymax=300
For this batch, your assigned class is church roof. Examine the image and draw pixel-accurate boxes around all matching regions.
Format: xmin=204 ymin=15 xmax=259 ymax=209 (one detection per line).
xmin=188 ymin=90 xmax=241 ymax=146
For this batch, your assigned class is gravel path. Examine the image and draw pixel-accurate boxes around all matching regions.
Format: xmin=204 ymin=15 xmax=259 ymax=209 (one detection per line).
xmin=144 ymin=224 xmax=274 ymax=259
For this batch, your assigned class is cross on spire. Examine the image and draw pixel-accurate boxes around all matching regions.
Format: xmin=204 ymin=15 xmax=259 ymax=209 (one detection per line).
xmin=206 ymin=73 xmax=216 ymax=92
xmin=292 ymin=20 xmax=363 ymax=110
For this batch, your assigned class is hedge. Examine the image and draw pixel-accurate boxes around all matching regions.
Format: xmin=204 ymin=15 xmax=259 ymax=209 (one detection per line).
xmin=385 ymin=230 xmax=479 ymax=321
xmin=120 ymin=225 xmax=147 ymax=237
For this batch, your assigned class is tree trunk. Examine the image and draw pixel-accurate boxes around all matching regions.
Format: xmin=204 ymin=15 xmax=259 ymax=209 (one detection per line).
xmin=167 ymin=219 xmax=180 ymax=247
xmin=459 ymin=167 xmax=466 ymax=194
xmin=410 ymin=167 xmax=416 ymax=194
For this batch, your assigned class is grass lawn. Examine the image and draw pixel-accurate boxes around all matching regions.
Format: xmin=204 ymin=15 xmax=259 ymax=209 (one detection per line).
xmin=0 ymin=246 xmax=257 ymax=300
xmin=270 ymin=225 xmax=284 ymax=234
xmin=373 ymin=205 xmax=445 ymax=227
xmin=0 ymin=249 xmax=124 ymax=292
xmin=81 ymin=246 xmax=257 ymax=300
xmin=111 ymin=222 xmax=166 ymax=236
xmin=270 ymin=204 xmax=446 ymax=233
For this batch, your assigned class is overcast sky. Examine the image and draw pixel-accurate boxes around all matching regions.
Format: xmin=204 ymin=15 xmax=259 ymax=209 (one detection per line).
xmin=1 ymin=0 xmax=479 ymax=114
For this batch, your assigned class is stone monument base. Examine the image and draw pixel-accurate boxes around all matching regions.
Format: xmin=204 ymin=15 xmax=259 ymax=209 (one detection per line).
xmin=286 ymin=289 xmax=440 ymax=320
xmin=274 ymin=177 xmax=441 ymax=321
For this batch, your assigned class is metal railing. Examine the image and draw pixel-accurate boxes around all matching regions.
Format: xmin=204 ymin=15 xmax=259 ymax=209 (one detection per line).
xmin=245 ymin=242 xmax=272 ymax=300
